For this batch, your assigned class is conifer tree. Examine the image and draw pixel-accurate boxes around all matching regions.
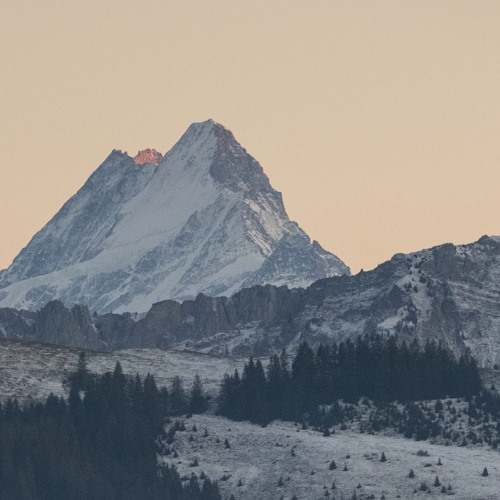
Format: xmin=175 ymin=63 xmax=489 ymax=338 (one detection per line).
xmin=169 ymin=376 xmax=188 ymax=415
xmin=266 ymin=354 xmax=284 ymax=419
xmin=292 ymin=342 xmax=317 ymax=419
xmin=200 ymin=478 xmax=222 ymax=499
xmin=72 ymin=351 xmax=89 ymax=391
xmin=143 ymin=373 xmax=163 ymax=431
xmin=189 ymin=374 xmax=208 ymax=414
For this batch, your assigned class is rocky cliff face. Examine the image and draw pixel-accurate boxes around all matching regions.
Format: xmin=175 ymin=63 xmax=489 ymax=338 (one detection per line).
xmin=1 ymin=236 xmax=500 ymax=367
xmin=0 ymin=120 xmax=348 ymax=314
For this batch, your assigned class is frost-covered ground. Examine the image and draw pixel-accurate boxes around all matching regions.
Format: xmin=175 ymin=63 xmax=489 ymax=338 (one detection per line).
xmin=0 ymin=339 xmax=244 ymax=404
xmin=166 ymin=414 xmax=500 ymax=500
xmin=480 ymin=368 xmax=500 ymax=391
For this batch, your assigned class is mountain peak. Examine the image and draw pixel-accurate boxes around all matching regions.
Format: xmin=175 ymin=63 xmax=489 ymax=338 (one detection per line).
xmin=0 ymin=120 xmax=349 ymax=313
xmin=188 ymin=118 xmax=224 ymax=132
xmin=174 ymin=119 xmax=230 ymax=149
xmin=133 ymin=149 xmax=163 ymax=165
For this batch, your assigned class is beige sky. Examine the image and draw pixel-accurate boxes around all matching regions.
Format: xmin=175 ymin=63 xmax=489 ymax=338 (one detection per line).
xmin=1 ymin=1 xmax=499 ymax=274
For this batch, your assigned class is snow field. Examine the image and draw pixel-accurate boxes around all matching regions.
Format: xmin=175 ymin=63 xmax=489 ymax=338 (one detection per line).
xmin=166 ymin=414 xmax=500 ymax=500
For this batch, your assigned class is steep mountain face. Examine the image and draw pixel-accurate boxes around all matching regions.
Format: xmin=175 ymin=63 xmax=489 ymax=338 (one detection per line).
xmin=0 ymin=120 xmax=348 ymax=313
xmin=1 ymin=236 xmax=500 ymax=367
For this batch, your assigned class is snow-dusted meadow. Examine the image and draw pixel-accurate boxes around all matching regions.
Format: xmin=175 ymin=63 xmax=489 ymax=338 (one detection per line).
xmin=167 ymin=414 xmax=500 ymax=500
xmin=0 ymin=339 xmax=244 ymax=404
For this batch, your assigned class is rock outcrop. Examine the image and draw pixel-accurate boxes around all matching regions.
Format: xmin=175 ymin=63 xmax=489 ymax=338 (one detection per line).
xmin=2 ymin=236 xmax=500 ymax=366
xmin=133 ymin=148 xmax=163 ymax=165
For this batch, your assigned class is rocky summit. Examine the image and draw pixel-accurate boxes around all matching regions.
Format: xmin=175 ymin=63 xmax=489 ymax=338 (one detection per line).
xmin=133 ymin=148 xmax=163 ymax=165
xmin=0 ymin=120 xmax=349 ymax=314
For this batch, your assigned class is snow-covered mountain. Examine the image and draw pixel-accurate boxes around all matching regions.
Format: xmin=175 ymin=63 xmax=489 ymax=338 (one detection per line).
xmin=0 ymin=120 xmax=349 ymax=313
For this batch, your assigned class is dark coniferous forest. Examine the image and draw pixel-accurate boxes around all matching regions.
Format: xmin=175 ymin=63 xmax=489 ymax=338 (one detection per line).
xmin=217 ymin=336 xmax=482 ymax=426
xmin=0 ymin=355 xmax=220 ymax=500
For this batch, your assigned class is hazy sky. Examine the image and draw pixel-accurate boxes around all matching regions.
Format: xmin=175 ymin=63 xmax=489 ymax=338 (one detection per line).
xmin=1 ymin=1 xmax=499 ymax=274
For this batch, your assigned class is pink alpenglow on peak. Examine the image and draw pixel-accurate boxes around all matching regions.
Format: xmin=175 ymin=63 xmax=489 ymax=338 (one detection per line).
xmin=133 ymin=149 xmax=163 ymax=165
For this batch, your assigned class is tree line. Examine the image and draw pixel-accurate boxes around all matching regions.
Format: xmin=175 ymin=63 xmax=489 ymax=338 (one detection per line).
xmin=0 ymin=354 xmax=218 ymax=500
xmin=217 ymin=336 xmax=482 ymax=426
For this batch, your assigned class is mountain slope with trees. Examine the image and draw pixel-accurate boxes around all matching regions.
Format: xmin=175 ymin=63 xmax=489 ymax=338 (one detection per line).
xmin=216 ymin=337 xmax=481 ymax=426
xmin=0 ymin=355 xmax=222 ymax=500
